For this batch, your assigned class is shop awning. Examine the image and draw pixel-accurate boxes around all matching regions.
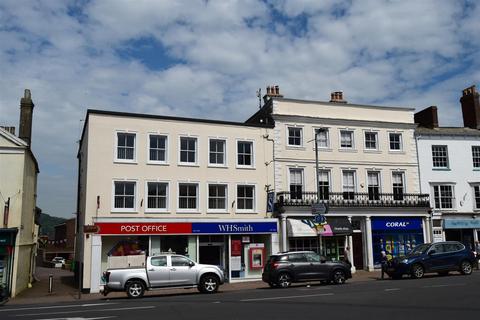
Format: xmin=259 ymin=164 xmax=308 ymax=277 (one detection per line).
xmin=287 ymin=219 xmax=317 ymax=237
xmin=325 ymin=217 xmax=353 ymax=236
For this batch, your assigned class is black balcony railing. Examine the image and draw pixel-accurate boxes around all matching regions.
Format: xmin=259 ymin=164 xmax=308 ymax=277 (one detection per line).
xmin=276 ymin=191 xmax=430 ymax=208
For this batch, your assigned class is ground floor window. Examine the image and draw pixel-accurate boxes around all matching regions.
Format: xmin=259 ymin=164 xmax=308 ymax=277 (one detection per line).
xmin=323 ymin=236 xmax=346 ymax=262
xmin=289 ymin=237 xmax=320 ymax=253
xmin=230 ymin=234 xmax=271 ymax=279
xmin=372 ymin=231 xmax=424 ymax=266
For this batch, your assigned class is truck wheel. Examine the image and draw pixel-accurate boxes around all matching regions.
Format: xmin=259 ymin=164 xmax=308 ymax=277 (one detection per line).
xmin=126 ymin=280 xmax=145 ymax=299
xmin=199 ymin=274 xmax=219 ymax=293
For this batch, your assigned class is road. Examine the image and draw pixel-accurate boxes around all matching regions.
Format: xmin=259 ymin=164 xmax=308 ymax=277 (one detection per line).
xmin=1 ymin=272 xmax=479 ymax=320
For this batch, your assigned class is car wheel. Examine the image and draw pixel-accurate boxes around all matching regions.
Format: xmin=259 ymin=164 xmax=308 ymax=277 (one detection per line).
xmin=332 ymin=270 xmax=346 ymax=285
xmin=277 ymin=273 xmax=292 ymax=288
xmin=126 ymin=280 xmax=145 ymax=299
xmin=460 ymin=261 xmax=473 ymax=275
xmin=437 ymin=271 xmax=449 ymax=276
xmin=199 ymin=274 xmax=220 ymax=293
xmin=411 ymin=264 xmax=424 ymax=279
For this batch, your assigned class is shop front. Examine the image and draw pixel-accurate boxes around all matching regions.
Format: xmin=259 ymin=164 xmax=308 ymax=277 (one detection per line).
xmin=88 ymin=219 xmax=278 ymax=292
xmin=443 ymin=218 xmax=480 ymax=250
xmin=371 ymin=217 xmax=424 ymax=267
xmin=0 ymin=228 xmax=17 ymax=299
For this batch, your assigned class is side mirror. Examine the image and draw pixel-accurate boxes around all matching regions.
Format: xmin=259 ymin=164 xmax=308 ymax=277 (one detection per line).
xmin=428 ymin=250 xmax=436 ymax=255
xmin=320 ymin=257 xmax=327 ymax=263
xmin=189 ymin=261 xmax=195 ymax=267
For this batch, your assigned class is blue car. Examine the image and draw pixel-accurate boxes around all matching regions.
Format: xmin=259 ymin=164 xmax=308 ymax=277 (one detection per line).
xmin=386 ymin=241 xmax=476 ymax=279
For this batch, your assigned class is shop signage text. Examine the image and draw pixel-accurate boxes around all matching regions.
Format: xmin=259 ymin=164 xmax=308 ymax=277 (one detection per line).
xmin=444 ymin=219 xmax=480 ymax=229
xmin=191 ymin=222 xmax=278 ymax=234
xmin=371 ymin=218 xmax=423 ymax=231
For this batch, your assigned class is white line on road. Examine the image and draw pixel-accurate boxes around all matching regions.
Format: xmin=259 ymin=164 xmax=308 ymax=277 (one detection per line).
xmin=297 ymin=286 xmax=332 ymax=291
xmin=0 ymin=303 xmax=117 ymax=313
xmin=15 ymin=306 xmax=155 ymax=317
xmin=36 ymin=317 xmax=117 ymax=320
xmin=422 ymin=284 xmax=466 ymax=288
xmin=384 ymin=288 xmax=401 ymax=291
xmin=241 ymin=293 xmax=334 ymax=302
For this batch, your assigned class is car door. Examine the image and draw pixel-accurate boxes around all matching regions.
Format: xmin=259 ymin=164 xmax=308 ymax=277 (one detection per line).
xmin=443 ymin=242 xmax=464 ymax=270
xmin=424 ymin=243 xmax=448 ymax=272
xmin=287 ymin=253 xmax=310 ymax=280
xmin=305 ymin=252 xmax=328 ymax=279
xmin=147 ymin=256 xmax=170 ymax=287
xmin=169 ymin=255 xmax=197 ymax=286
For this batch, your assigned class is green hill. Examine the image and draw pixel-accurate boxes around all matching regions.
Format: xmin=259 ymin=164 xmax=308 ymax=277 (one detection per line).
xmin=38 ymin=213 xmax=67 ymax=238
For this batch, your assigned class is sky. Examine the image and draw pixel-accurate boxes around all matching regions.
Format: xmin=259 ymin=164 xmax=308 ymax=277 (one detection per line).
xmin=0 ymin=0 xmax=479 ymax=218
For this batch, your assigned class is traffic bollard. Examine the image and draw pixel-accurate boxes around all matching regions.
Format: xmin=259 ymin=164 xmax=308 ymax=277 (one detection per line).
xmin=48 ymin=275 xmax=53 ymax=293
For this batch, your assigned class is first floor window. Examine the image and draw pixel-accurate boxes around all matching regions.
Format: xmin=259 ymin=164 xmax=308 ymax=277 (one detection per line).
xmin=342 ymin=171 xmax=355 ymax=200
xmin=289 ymin=169 xmax=303 ymax=200
xmin=367 ymin=172 xmax=380 ymax=200
xmin=318 ymin=170 xmax=330 ymax=200
xmin=472 ymin=146 xmax=480 ymax=168
xmin=432 ymin=145 xmax=448 ymax=168
xmin=114 ymin=181 xmax=135 ymax=209
xmin=237 ymin=141 xmax=253 ymax=166
xmin=315 ymin=128 xmax=329 ymax=148
xmin=474 ymin=185 xmax=480 ymax=209
xmin=392 ymin=172 xmax=404 ymax=200
xmin=117 ymin=133 xmax=135 ymax=160
xmin=433 ymin=185 xmax=454 ymax=209
xmin=208 ymin=184 xmax=227 ymax=210
xmin=147 ymin=182 xmax=168 ymax=210
xmin=237 ymin=185 xmax=255 ymax=211
xmin=179 ymin=183 xmax=198 ymax=209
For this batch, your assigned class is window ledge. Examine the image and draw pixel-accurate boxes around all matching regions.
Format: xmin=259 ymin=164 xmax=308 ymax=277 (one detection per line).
xmin=338 ymin=148 xmax=357 ymax=153
xmin=364 ymin=149 xmax=381 ymax=154
xmin=207 ymin=211 xmax=230 ymax=214
xmin=111 ymin=210 xmax=138 ymax=214
xmin=236 ymin=166 xmax=256 ymax=170
xmin=208 ymin=165 xmax=228 ymax=169
xmin=178 ymin=163 xmax=200 ymax=167
xmin=176 ymin=210 xmax=201 ymax=214
xmin=286 ymin=146 xmax=306 ymax=150
xmin=473 ymin=168 xmax=480 ymax=171
xmin=235 ymin=211 xmax=258 ymax=214
xmin=388 ymin=150 xmax=405 ymax=154
xmin=432 ymin=168 xmax=451 ymax=171
xmin=114 ymin=160 xmax=138 ymax=165
xmin=313 ymin=148 xmax=333 ymax=152
xmin=145 ymin=210 xmax=170 ymax=214
xmin=147 ymin=161 xmax=169 ymax=166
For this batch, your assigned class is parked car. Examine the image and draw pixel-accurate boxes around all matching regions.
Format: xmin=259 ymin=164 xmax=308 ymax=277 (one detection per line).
xmin=51 ymin=257 xmax=66 ymax=265
xmin=262 ymin=251 xmax=352 ymax=288
xmin=386 ymin=241 xmax=476 ymax=279
xmin=103 ymin=254 xmax=225 ymax=298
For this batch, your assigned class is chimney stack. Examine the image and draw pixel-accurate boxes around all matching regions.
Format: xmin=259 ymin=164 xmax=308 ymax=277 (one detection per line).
xmin=263 ymin=85 xmax=283 ymax=103
xmin=414 ymin=106 xmax=439 ymax=128
xmin=330 ymin=91 xmax=347 ymax=103
xmin=19 ymin=89 xmax=34 ymax=147
xmin=460 ymin=85 xmax=480 ymax=129
xmin=0 ymin=126 xmax=16 ymax=135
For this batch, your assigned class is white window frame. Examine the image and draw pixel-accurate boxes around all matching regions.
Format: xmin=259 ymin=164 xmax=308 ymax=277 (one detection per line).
xmin=236 ymin=139 xmax=255 ymax=169
xmin=317 ymin=168 xmax=331 ymax=200
xmin=388 ymin=132 xmax=403 ymax=152
xmin=472 ymin=146 xmax=480 ymax=169
xmin=236 ymin=183 xmax=257 ymax=213
xmin=207 ymin=183 xmax=228 ymax=213
xmin=342 ymin=170 xmax=357 ymax=196
xmin=114 ymin=131 xmax=137 ymax=163
xmin=147 ymin=133 xmax=169 ymax=165
xmin=288 ymin=168 xmax=304 ymax=200
xmin=177 ymin=182 xmax=200 ymax=213
xmin=471 ymin=184 xmax=480 ymax=211
xmin=286 ymin=126 xmax=303 ymax=147
xmin=431 ymin=145 xmax=449 ymax=169
xmin=145 ymin=180 xmax=169 ymax=213
xmin=208 ymin=138 xmax=227 ymax=167
xmin=431 ymin=183 xmax=456 ymax=210
xmin=339 ymin=129 xmax=355 ymax=150
xmin=391 ymin=171 xmax=406 ymax=196
xmin=111 ymin=179 xmax=137 ymax=213
xmin=178 ymin=135 xmax=199 ymax=166
xmin=313 ymin=127 xmax=330 ymax=149
xmin=366 ymin=170 xmax=382 ymax=199
xmin=364 ymin=130 xmax=379 ymax=151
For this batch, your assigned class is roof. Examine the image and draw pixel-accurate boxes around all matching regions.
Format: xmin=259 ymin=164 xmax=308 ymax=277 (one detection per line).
xmin=0 ymin=127 xmax=39 ymax=173
xmin=415 ymin=126 xmax=480 ymax=137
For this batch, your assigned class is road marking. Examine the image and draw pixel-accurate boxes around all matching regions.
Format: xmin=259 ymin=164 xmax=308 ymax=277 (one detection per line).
xmin=422 ymin=283 xmax=466 ymax=288
xmin=384 ymin=288 xmax=400 ymax=291
xmin=298 ymin=286 xmax=332 ymax=291
xmin=36 ymin=317 xmax=116 ymax=320
xmin=241 ymin=293 xmax=334 ymax=302
xmin=15 ymin=306 xmax=155 ymax=317
xmin=212 ymin=301 xmax=221 ymax=304
xmin=0 ymin=303 xmax=117 ymax=313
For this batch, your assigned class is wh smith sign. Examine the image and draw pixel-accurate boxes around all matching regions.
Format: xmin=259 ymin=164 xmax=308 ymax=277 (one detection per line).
xmin=371 ymin=218 xmax=423 ymax=231
xmin=192 ymin=222 xmax=277 ymax=234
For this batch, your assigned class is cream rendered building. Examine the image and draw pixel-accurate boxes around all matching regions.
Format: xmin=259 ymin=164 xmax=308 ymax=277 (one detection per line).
xmin=77 ymin=110 xmax=277 ymax=292
xmin=0 ymin=90 xmax=39 ymax=298
xmin=247 ymin=88 xmax=431 ymax=271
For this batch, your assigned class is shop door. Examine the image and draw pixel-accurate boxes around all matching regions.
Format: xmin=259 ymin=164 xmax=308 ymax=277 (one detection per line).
xmin=199 ymin=245 xmax=223 ymax=267
xmin=352 ymin=233 xmax=364 ymax=270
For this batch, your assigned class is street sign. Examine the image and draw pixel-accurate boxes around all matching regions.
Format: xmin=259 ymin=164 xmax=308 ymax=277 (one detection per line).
xmin=311 ymin=203 xmax=328 ymax=215
xmin=267 ymin=192 xmax=275 ymax=213
xmin=314 ymin=214 xmax=327 ymax=225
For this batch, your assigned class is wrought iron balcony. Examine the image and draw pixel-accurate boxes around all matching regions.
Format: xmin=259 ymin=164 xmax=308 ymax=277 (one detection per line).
xmin=276 ymin=191 xmax=430 ymax=208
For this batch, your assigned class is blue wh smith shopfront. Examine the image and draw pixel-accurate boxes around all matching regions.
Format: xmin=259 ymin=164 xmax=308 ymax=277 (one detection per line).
xmin=371 ymin=217 xmax=425 ymax=267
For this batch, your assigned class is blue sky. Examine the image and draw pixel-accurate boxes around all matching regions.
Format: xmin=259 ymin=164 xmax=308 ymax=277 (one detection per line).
xmin=0 ymin=0 xmax=479 ymax=218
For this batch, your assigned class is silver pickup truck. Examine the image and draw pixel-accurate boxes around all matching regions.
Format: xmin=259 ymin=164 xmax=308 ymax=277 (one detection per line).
xmin=102 ymin=254 xmax=225 ymax=298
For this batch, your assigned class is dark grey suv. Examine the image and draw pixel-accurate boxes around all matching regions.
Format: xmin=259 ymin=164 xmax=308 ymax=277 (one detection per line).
xmin=262 ymin=251 xmax=352 ymax=288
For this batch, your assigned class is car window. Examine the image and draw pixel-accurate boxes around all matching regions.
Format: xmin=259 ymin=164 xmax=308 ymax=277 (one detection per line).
xmin=443 ymin=243 xmax=464 ymax=252
xmin=151 ymin=256 xmax=167 ymax=267
xmin=431 ymin=243 xmax=445 ymax=253
xmin=409 ymin=244 xmax=430 ymax=255
xmin=171 ymin=256 xmax=192 ymax=267
xmin=288 ymin=253 xmax=307 ymax=263
xmin=456 ymin=243 xmax=465 ymax=251
xmin=305 ymin=253 xmax=320 ymax=262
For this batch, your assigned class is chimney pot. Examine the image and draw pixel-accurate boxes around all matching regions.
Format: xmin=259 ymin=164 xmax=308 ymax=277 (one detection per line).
xmin=275 ymin=85 xmax=279 ymax=95
xmin=330 ymin=91 xmax=346 ymax=103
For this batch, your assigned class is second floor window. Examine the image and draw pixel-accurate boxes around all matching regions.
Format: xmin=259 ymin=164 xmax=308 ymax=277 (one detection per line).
xmin=147 ymin=182 xmax=168 ymax=210
xmin=117 ymin=133 xmax=135 ymax=161
xmin=392 ymin=172 xmax=405 ymax=200
xmin=315 ymin=128 xmax=329 ymax=148
xmin=318 ymin=170 xmax=330 ymax=200
xmin=472 ymin=146 xmax=480 ymax=168
xmin=209 ymin=139 xmax=226 ymax=165
xmin=342 ymin=171 xmax=355 ymax=200
xmin=289 ymin=169 xmax=303 ymax=200
xmin=340 ymin=130 xmax=354 ymax=148
xmin=114 ymin=181 xmax=135 ymax=210
xmin=237 ymin=185 xmax=255 ymax=211
xmin=389 ymin=133 xmax=402 ymax=151
xmin=288 ymin=127 xmax=302 ymax=146
xmin=149 ymin=135 xmax=167 ymax=162
xmin=180 ymin=137 xmax=197 ymax=164
xmin=432 ymin=145 xmax=448 ymax=168
xmin=237 ymin=141 xmax=253 ymax=166
xmin=473 ymin=185 xmax=480 ymax=209
xmin=364 ymin=132 xmax=378 ymax=150
xmin=433 ymin=185 xmax=454 ymax=209
xmin=208 ymin=184 xmax=227 ymax=211
xmin=178 ymin=183 xmax=198 ymax=210
xmin=367 ymin=172 xmax=380 ymax=200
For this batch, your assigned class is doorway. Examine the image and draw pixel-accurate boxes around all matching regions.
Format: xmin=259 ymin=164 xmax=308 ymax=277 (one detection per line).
xmin=199 ymin=244 xmax=224 ymax=267
xmin=352 ymin=233 xmax=364 ymax=270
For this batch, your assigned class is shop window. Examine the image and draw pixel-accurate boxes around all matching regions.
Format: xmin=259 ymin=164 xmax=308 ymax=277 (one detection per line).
xmin=237 ymin=141 xmax=253 ymax=167
xmin=432 ymin=145 xmax=449 ymax=168
xmin=149 ymin=135 xmax=167 ymax=163
xmin=433 ymin=185 xmax=454 ymax=209
xmin=180 ymin=137 xmax=197 ymax=164
xmin=113 ymin=181 xmax=136 ymax=210
xmin=209 ymin=139 xmax=226 ymax=165
xmin=161 ymin=236 xmax=189 ymax=256
xmin=289 ymin=168 xmax=303 ymax=200
xmin=116 ymin=132 xmax=136 ymax=161
xmin=288 ymin=127 xmax=302 ymax=146
xmin=367 ymin=172 xmax=380 ymax=200
xmin=473 ymin=146 xmax=480 ymax=168
xmin=178 ymin=183 xmax=198 ymax=210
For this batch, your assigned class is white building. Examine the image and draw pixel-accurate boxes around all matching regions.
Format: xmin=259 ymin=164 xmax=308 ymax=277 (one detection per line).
xmin=76 ymin=110 xmax=278 ymax=293
xmin=416 ymin=85 xmax=480 ymax=247
xmin=247 ymin=87 xmax=431 ymax=271
xmin=0 ymin=90 xmax=39 ymax=298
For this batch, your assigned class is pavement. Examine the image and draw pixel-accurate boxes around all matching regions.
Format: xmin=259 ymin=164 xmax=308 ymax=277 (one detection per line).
xmin=6 ymin=267 xmax=381 ymax=305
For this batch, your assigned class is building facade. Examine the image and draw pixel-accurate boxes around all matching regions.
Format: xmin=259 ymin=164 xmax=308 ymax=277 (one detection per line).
xmin=416 ymin=86 xmax=480 ymax=248
xmin=0 ymin=90 xmax=39 ymax=298
xmin=247 ymin=88 xmax=431 ymax=271
xmin=76 ymin=110 xmax=278 ymax=293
